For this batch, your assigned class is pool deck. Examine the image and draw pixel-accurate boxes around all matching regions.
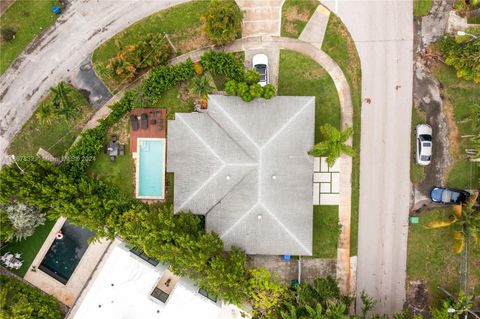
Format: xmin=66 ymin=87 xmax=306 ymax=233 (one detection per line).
xmin=129 ymin=108 xmax=166 ymax=153
xmin=24 ymin=217 xmax=111 ymax=307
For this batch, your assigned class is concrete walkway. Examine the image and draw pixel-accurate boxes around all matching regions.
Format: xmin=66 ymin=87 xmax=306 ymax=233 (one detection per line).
xmin=235 ymin=0 xmax=285 ymax=37
xmin=299 ymin=4 xmax=331 ymax=49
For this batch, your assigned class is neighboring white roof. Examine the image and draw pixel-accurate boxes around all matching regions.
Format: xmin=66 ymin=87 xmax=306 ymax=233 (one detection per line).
xmin=167 ymin=95 xmax=315 ymax=255
xmin=69 ymin=241 xmax=244 ymax=319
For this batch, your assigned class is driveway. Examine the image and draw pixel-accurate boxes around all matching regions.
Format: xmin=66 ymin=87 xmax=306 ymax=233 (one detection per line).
xmin=322 ymin=0 xmax=414 ymax=314
xmin=0 ymin=0 xmax=188 ymax=164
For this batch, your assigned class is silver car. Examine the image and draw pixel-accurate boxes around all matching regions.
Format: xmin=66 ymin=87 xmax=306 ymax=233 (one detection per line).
xmin=415 ymin=124 xmax=432 ymax=166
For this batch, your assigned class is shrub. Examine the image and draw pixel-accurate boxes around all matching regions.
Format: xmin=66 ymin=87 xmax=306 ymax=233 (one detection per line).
xmin=249 ymin=83 xmax=263 ymax=98
xmin=225 ymin=80 xmax=237 ymax=95
xmin=262 ymin=84 xmax=276 ymax=99
xmin=439 ymin=30 xmax=480 ymax=83
xmin=203 ymin=0 xmax=243 ymax=45
xmin=247 ymin=268 xmax=288 ymax=318
xmin=240 ymin=90 xmax=253 ymax=102
xmin=245 ymin=69 xmax=260 ymax=85
xmin=201 ymin=50 xmax=245 ymax=82
xmin=0 ymin=27 xmax=16 ymax=42
xmin=0 ymin=275 xmax=63 ymax=319
xmin=142 ymin=59 xmax=195 ymax=101
xmin=0 ymin=209 xmax=15 ymax=244
xmin=193 ymin=61 xmax=204 ymax=75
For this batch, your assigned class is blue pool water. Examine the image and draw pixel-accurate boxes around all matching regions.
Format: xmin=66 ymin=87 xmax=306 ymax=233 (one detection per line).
xmin=39 ymin=221 xmax=94 ymax=284
xmin=138 ymin=139 xmax=165 ymax=198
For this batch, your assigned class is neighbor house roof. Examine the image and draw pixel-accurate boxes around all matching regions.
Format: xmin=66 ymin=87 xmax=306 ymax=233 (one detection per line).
xmin=68 ymin=240 xmax=244 ymax=319
xmin=167 ymin=95 xmax=315 ymax=255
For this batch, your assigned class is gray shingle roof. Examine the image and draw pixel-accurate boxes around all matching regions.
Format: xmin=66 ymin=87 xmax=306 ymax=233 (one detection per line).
xmin=167 ymin=95 xmax=315 ymax=255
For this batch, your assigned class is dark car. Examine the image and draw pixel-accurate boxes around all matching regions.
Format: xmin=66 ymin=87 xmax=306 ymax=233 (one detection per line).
xmin=430 ymin=187 xmax=470 ymax=204
xmin=141 ymin=113 xmax=148 ymax=129
xmin=130 ymin=115 xmax=139 ymax=131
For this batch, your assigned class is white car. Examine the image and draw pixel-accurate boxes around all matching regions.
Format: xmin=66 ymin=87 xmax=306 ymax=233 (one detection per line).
xmin=252 ymin=54 xmax=269 ymax=86
xmin=415 ymin=124 xmax=432 ymax=166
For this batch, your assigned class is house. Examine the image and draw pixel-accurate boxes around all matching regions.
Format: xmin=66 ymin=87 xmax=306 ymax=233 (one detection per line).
xmin=167 ymin=95 xmax=315 ymax=255
xmin=67 ymin=240 xmax=246 ymax=319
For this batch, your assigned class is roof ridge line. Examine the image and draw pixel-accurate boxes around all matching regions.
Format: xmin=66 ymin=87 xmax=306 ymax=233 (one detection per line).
xmin=259 ymin=202 xmax=311 ymax=255
xmin=260 ymin=96 xmax=315 ymax=151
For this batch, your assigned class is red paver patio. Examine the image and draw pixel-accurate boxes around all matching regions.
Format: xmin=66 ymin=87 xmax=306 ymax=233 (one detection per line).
xmin=129 ymin=108 xmax=166 ymax=153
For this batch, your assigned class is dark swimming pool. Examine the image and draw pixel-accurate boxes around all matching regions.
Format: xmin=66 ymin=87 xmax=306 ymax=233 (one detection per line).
xmin=39 ymin=221 xmax=94 ymax=284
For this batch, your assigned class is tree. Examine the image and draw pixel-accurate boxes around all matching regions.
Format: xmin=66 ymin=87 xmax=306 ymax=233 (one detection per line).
xmin=247 ymin=268 xmax=288 ymax=319
xmin=1 ymin=202 xmax=45 ymax=241
xmin=225 ymin=80 xmax=237 ymax=95
xmin=0 ymin=275 xmax=62 ymax=319
xmin=203 ymin=0 xmax=243 ymax=45
xmin=191 ymin=75 xmax=214 ymax=98
xmin=50 ymin=82 xmax=82 ymax=120
xmin=439 ymin=30 xmax=480 ymax=83
xmin=245 ymin=69 xmax=260 ymax=85
xmin=262 ymin=84 xmax=276 ymax=99
xmin=0 ymin=209 xmax=15 ymax=244
xmin=425 ymin=192 xmax=480 ymax=253
xmin=308 ymin=124 xmax=355 ymax=167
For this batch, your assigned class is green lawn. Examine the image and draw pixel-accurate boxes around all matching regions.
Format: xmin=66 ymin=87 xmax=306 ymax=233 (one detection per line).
xmin=312 ymin=205 xmax=339 ymax=258
xmin=281 ymin=0 xmax=318 ymax=38
xmin=411 ymin=106 xmax=426 ymax=184
xmin=414 ymin=0 xmax=433 ymax=16
xmin=7 ymin=83 xmax=93 ymax=158
xmin=92 ymin=0 xmax=212 ymax=92
xmin=407 ymin=208 xmax=480 ymax=304
xmin=278 ymin=49 xmax=341 ymax=141
xmin=433 ymin=64 xmax=480 ymax=189
xmin=0 ymin=0 xmax=60 ymax=75
xmin=0 ymin=219 xmax=56 ymax=277
xmin=87 ymin=116 xmax=135 ymax=195
xmin=322 ymin=13 xmax=361 ymax=256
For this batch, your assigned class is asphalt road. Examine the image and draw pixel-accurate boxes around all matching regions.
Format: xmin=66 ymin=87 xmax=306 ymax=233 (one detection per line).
xmin=0 ymin=0 xmax=188 ymax=164
xmin=322 ymin=0 xmax=414 ymax=314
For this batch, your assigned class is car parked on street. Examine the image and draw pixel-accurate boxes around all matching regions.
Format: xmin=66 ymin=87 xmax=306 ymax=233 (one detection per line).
xmin=252 ymin=54 xmax=269 ymax=86
xmin=430 ymin=187 xmax=470 ymax=204
xmin=415 ymin=124 xmax=432 ymax=166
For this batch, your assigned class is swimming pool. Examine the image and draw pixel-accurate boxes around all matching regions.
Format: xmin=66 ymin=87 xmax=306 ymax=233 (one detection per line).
xmin=39 ymin=221 xmax=94 ymax=284
xmin=136 ymin=138 xmax=166 ymax=199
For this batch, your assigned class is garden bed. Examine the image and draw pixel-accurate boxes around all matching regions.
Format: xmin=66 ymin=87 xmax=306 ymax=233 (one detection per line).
xmin=92 ymin=0 xmax=213 ymax=92
xmin=7 ymin=83 xmax=93 ymax=158
xmin=0 ymin=0 xmax=61 ymax=75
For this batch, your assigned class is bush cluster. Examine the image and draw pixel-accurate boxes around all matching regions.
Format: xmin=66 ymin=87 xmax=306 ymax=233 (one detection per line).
xmin=142 ymin=59 xmax=195 ymax=101
xmin=107 ymin=33 xmax=173 ymax=82
xmin=0 ymin=275 xmax=63 ymax=319
xmin=203 ymin=0 xmax=243 ymax=45
xmin=201 ymin=50 xmax=245 ymax=82
xmin=225 ymin=79 xmax=276 ymax=102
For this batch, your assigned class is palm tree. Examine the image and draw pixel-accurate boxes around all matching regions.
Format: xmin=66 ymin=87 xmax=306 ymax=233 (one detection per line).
xmin=191 ymin=75 xmax=214 ymax=98
xmin=425 ymin=191 xmax=479 ymax=253
xmin=308 ymin=124 xmax=355 ymax=167
xmin=50 ymin=82 xmax=81 ymax=120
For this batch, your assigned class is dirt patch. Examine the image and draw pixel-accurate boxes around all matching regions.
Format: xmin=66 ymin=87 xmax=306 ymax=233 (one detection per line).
xmin=285 ymin=7 xmax=310 ymax=22
xmin=174 ymin=27 xmax=210 ymax=54
xmin=406 ymin=280 xmax=430 ymax=315
xmin=284 ymin=21 xmax=298 ymax=36
xmin=443 ymin=99 xmax=460 ymax=159
xmin=178 ymin=81 xmax=192 ymax=103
